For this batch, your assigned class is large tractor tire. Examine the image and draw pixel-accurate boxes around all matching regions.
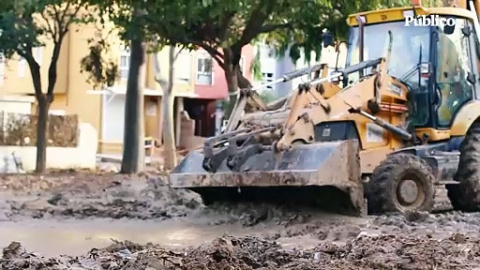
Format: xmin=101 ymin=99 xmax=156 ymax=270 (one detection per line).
xmin=448 ymin=121 xmax=480 ymax=211
xmin=368 ymin=153 xmax=435 ymax=214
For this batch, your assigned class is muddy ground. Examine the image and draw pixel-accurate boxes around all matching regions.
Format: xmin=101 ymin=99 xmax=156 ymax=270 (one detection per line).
xmin=1 ymin=171 xmax=480 ymax=269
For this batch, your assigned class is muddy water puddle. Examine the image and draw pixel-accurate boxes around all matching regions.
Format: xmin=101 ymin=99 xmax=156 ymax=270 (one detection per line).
xmin=0 ymin=218 xmax=298 ymax=256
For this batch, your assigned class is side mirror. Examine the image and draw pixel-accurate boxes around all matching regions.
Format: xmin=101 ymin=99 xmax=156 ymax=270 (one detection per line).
xmin=443 ymin=17 xmax=455 ymax=35
xmin=322 ymin=31 xmax=334 ymax=48
xmin=420 ymin=62 xmax=432 ymax=78
xmin=444 ymin=25 xmax=455 ymax=35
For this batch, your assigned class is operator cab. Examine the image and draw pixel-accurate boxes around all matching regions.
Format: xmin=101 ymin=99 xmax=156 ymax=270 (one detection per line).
xmin=343 ymin=7 xmax=480 ymax=133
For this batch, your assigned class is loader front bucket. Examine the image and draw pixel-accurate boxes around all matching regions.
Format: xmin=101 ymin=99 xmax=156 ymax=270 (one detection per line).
xmin=169 ymin=140 xmax=365 ymax=215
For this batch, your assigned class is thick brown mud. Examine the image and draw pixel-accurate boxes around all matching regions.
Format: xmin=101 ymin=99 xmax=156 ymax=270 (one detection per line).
xmin=2 ymin=172 xmax=480 ymax=269
xmin=2 ymin=233 xmax=480 ymax=269
xmin=0 ymin=172 xmax=203 ymax=220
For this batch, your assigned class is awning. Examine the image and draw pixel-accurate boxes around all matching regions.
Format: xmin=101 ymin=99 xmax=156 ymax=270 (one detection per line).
xmin=87 ymin=86 xmax=199 ymax=98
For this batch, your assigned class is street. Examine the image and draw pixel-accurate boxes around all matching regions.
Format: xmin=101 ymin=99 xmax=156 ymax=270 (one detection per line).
xmin=0 ymin=172 xmax=479 ymax=269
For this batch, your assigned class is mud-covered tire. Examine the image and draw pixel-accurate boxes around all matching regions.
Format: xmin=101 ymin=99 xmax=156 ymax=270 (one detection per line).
xmin=367 ymin=153 xmax=435 ymax=214
xmin=449 ymin=121 xmax=480 ymax=211
xmin=446 ymin=184 xmax=463 ymax=210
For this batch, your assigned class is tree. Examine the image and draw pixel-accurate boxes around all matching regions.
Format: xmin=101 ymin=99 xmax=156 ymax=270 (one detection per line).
xmin=83 ymin=0 xmax=413 ymax=172
xmin=141 ymin=0 xmax=331 ymax=114
xmin=120 ymin=14 xmax=145 ymax=174
xmin=82 ymin=4 xmax=147 ymax=174
xmin=84 ymin=1 xmax=340 ymax=117
xmin=152 ymin=47 xmax=183 ymax=170
xmin=0 ymin=0 xmax=89 ymax=173
xmin=81 ymin=1 xmax=180 ymax=173
xmin=132 ymin=0 xmax=408 ymax=118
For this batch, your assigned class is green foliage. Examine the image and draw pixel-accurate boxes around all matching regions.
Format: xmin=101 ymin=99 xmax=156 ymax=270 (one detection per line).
xmin=79 ymin=35 xmax=119 ymax=89
xmin=85 ymin=0 xmax=360 ymax=67
xmin=0 ymin=0 xmax=90 ymax=59
xmin=84 ymin=0 xmax=432 ymax=91
xmin=265 ymin=0 xmax=413 ymax=64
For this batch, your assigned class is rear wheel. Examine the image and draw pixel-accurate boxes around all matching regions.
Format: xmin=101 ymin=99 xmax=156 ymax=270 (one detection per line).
xmin=448 ymin=121 xmax=480 ymax=211
xmin=368 ymin=153 xmax=435 ymax=214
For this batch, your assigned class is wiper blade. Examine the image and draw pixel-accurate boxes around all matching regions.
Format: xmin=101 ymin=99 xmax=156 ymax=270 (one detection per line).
xmin=400 ymin=64 xmax=420 ymax=81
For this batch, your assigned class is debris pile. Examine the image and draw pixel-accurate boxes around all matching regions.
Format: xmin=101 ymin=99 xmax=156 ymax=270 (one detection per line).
xmin=2 ymin=233 xmax=480 ymax=269
xmin=0 ymin=173 xmax=204 ymax=220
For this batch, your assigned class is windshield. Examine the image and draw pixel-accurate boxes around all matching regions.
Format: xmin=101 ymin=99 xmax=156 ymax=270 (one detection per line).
xmin=345 ymin=21 xmax=431 ymax=88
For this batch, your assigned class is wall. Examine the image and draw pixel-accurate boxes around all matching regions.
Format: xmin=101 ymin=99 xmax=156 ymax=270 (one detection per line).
xmin=0 ymin=122 xmax=97 ymax=173
xmin=0 ymin=20 xmax=102 ymax=135
xmin=144 ymin=96 xmax=161 ymax=139
xmin=0 ymin=30 xmax=69 ymax=95
xmin=194 ymin=45 xmax=254 ymax=99
xmin=0 ymin=96 xmax=34 ymax=114
xmin=99 ymin=95 xmax=162 ymax=154
xmin=47 ymin=23 xmax=103 ymax=142
xmin=145 ymin=47 xmax=196 ymax=96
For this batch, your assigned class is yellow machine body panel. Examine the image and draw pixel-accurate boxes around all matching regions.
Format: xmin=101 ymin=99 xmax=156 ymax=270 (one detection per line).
xmin=451 ymin=101 xmax=480 ymax=135
xmin=347 ymin=6 xmax=476 ymax=27
xmin=277 ymin=66 xmax=409 ymax=153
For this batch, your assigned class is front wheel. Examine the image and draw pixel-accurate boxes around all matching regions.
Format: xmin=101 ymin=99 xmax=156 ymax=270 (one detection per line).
xmin=368 ymin=153 xmax=435 ymax=214
xmin=449 ymin=121 xmax=480 ymax=211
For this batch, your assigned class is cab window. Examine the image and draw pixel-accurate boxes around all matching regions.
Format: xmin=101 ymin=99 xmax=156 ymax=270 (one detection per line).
xmin=436 ymin=17 xmax=474 ymax=127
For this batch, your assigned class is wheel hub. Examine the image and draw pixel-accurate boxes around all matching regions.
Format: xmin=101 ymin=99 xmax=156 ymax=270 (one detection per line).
xmin=398 ymin=179 xmax=419 ymax=205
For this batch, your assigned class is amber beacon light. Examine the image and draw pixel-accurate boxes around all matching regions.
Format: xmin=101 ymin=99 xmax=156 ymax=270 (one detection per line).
xmin=412 ymin=0 xmax=422 ymax=6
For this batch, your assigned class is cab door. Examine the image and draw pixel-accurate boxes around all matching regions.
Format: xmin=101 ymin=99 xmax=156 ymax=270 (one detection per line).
xmin=434 ymin=17 xmax=475 ymax=128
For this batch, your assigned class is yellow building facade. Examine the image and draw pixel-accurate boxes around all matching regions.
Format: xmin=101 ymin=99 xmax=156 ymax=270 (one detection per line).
xmin=0 ymin=21 xmax=200 ymax=154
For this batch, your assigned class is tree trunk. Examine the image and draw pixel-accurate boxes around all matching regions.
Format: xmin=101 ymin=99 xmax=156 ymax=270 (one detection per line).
xmin=222 ymin=47 xmax=252 ymax=118
xmin=225 ymin=63 xmax=239 ymax=93
xmin=26 ymin=57 xmax=50 ymax=174
xmin=224 ymin=67 xmax=253 ymax=117
xmin=35 ymin=95 xmax=50 ymax=173
xmin=162 ymin=47 xmax=177 ymax=170
xmin=120 ymin=37 xmax=145 ymax=174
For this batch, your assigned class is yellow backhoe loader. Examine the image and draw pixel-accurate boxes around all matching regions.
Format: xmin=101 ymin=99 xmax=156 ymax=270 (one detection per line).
xmin=170 ymin=0 xmax=480 ymax=215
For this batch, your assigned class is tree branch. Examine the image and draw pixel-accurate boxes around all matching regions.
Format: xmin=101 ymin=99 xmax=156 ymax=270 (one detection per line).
xmin=60 ymin=0 xmax=83 ymax=36
xmin=177 ymin=37 xmax=225 ymax=68
xmin=59 ymin=0 xmax=73 ymax=27
xmin=39 ymin=11 xmax=55 ymax=37
xmin=217 ymin=12 xmax=236 ymax=41
xmin=210 ymin=53 xmax=224 ymax=69
xmin=200 ymin=45 xmax=224 ymax=68
xmin=174 ymin=47 xmax=184 ymax=61
xmin=235 ymin=0 xmax=274 ymax=49
xmin=230 ymin=22 xmax=292 ymax=57
xmin=259 ymin=23 xmax=292 ymax=34
xmin=46 ymin=40 xmax=63 ymax=98
xmin=52 ymin=5 xmax=61 ymax=40
xmin=23 ymin=53 xmax=43 ymax=99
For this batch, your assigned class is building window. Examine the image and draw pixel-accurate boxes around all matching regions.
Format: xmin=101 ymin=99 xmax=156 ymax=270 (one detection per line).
xmin=196 ymin=54 xmax=213 ymax=85
xmin=119 ymin=45 xmax=130 ymax=79
xmin=175 ymin=49 xmax=192 ymax=82
xmin=262 ymin=72 xmax=274 ymax=89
